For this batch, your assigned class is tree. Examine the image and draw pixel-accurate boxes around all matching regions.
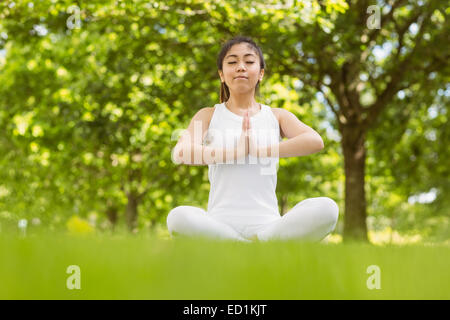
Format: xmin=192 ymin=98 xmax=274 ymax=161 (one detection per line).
xmin=257 ymin=0 xmax=448 ymax=241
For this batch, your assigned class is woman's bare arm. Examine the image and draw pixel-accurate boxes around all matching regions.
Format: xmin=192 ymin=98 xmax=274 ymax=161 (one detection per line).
xmin=171 ymin=107 xmax=242 ymax=165
xmin=257 ymin=108 xmax=324 ymax=158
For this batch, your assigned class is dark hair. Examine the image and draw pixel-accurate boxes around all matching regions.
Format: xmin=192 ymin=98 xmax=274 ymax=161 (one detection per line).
xmin=216 ymin=36 xmax=265 ymax=103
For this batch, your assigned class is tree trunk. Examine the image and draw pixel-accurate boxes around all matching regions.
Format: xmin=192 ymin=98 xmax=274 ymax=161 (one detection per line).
xmin=106 ymin=205 xmax=118 ymax=228
xmin=342 ymin=125 xmax=369 ymax=242
xmin=125 ymin=192 xmax=139 ymax=231
xmin=279 ymin=195 xmax=288 ymax=216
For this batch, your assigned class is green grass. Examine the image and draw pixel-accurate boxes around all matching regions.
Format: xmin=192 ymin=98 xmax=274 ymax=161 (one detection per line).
xmin=0 ymin=232 xmax=449 ymax=299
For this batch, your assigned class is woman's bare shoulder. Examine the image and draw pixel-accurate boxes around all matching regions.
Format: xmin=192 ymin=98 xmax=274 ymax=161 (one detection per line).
xmin=268 ymin=106 xmax=281 ymax=122
xmin=200 ymin=106 xmax=215 ymax=123
xmin=190 ymin=107 xmax=215 ymax=127
xmin=268 ymin=107 xmax=284 ymax=138
xmin=191 ymin=106 xmax=214 ymax=117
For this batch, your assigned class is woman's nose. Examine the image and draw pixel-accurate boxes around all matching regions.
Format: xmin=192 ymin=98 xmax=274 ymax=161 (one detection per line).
xmin=236 ymin=62 xmax=246 ymax=70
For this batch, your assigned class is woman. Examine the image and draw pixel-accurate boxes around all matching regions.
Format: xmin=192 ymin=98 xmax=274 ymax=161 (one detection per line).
xmin=168 ymin=36 xmax=339 ymax=242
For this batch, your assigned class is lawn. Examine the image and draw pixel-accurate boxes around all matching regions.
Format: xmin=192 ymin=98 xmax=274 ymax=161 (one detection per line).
xmin=0 ymin=232 xmax=448 ymax=299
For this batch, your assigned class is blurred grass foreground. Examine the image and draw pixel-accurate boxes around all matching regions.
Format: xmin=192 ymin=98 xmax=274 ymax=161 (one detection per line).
xmin=0 ymin=230 xmax=449 ymax=300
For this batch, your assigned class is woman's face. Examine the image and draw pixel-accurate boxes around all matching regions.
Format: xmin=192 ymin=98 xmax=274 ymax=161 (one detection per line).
xmin=219 ymin=43 xmax=264 ymax=95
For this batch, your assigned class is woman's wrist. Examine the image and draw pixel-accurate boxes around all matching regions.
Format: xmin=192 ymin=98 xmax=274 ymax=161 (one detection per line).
xmin=202 ymin=146 xmax=235 ymax=164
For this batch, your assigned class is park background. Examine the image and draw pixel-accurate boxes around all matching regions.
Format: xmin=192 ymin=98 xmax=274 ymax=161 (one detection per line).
xmin=0 ymin=0 xmax=449 ymax=246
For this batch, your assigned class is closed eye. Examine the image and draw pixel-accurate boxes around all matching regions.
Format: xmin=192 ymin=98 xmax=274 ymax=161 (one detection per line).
xmin=228 ymin=62 xmax=254 ymax=64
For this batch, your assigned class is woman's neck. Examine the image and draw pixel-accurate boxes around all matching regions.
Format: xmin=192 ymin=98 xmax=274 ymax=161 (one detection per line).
xmin=226 ymin=95 xmax=260 ymax=112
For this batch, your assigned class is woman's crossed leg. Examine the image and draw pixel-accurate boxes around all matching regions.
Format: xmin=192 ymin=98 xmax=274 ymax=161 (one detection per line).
xmin=166 ymin=205 xmax=250 ymax=242
xmin=255 ymin=197 xmax=339 ymax=242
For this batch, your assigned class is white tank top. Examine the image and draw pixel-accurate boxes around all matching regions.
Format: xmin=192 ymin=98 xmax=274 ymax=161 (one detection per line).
xmin=204 ymin=102 xmax=283 ymax=221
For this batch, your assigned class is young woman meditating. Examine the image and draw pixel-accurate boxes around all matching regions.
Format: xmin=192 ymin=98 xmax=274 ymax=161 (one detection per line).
xmin=168 ymin=36 xmax=339 ymax=242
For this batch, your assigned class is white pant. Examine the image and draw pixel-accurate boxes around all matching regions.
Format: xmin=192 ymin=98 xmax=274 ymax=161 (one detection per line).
xmin=166 ymin=197 xmax=339 ymax=242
